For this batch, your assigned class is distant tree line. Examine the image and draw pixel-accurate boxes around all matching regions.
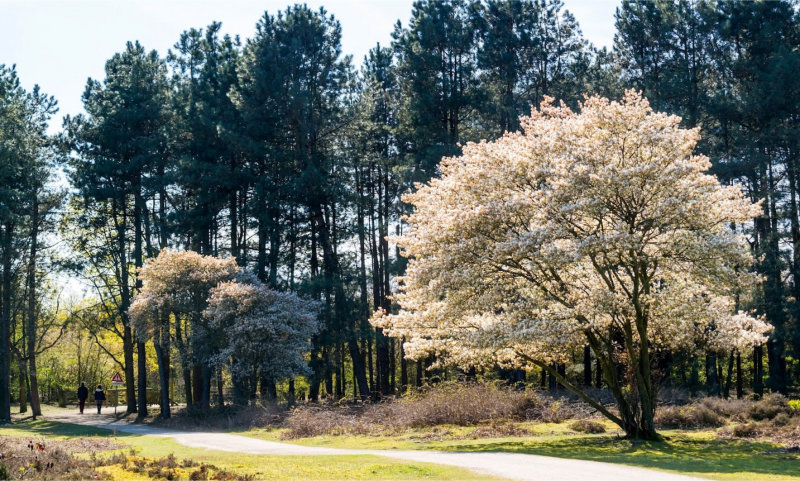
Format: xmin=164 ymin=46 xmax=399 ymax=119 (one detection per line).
xmin=1 ymin=0 xmax=799 ymax=421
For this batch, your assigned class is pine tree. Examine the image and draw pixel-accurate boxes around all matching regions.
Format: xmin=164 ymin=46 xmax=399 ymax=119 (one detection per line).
xmin=0 ymin=66 xmax=56 ymax=422
xmin=393 ymin=0 xmax=479 ymax=180
xmin=64 ymin=42 xmax=169 ymax=414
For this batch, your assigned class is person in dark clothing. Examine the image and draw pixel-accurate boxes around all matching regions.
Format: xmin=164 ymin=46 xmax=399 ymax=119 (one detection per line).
xmin=76 ymin=382 xmax=89 ymax=414
xmin=94 ymin=385 xmax=106 ymax=414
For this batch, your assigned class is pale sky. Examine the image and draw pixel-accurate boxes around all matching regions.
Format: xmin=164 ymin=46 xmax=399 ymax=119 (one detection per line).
xmin=2 ymin=0 xmax=619 ymax=131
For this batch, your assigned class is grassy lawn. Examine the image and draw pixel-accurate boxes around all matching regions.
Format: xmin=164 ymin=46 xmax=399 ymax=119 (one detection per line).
xmin=5 ymin=406 xmax=798 ymax=481
xmin=0 ymin=419 xmax=499 ymax=481
xmin=244 ymin=421 xmax=800 ymax=481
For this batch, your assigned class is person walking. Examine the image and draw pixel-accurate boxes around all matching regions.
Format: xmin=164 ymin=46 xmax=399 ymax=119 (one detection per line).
xmin=94 ymin=385 xmax=106 ymax=414
xmin=76 ymin=382 xmax=89 ymax=414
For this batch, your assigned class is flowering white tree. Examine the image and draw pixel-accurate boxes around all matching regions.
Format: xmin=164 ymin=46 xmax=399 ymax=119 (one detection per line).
xmin=130 ymin=249 xmax=320 ymax=409
xmin=204 ymin=281 xmax=320 ymax=405
xmin=373 ymin=91 xmax=771 ymax=439
xmin=129 ymin=249 xmax=239 ymax=414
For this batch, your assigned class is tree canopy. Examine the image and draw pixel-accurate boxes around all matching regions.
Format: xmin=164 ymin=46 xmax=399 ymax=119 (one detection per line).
xmin=374 ymin=91 xmax=771 ymax=439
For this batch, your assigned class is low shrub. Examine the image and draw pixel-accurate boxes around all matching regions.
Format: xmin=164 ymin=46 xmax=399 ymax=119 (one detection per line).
xmin=658 ymin=387 xmax=691 ymax=405
xmin=569 ymin=419 xmax=606 ymax=434
xmin=731 ymin=422 xmax=761 ymax=438
xmin=189 ymin=465 xmax=210 ymax=481
xmin=720 ymin=416 xmax=800 ymax=448
xmin=283 ymin=382 xmax=580 ymax=439
xmin=382 ymin=382 xmax=568 ymax=427
xmin=156 ymin=403 xmax=285 ymax=431
xmin=748 ymin=394 xmax=790 ymax=421
xmin=282 ymin=382 xmax=799 ymax=441
xmin=284 ymin=406 xmax=373 ymax=438
xmin=0 ymin=436 xmax=104 ymax=480
xmin=655 ymin=404 xmax=725 ymax=429
xmin=697 ymin=397 xmax=749 ymax=420
xmin=772 ymin=412 xmax=792 ymax=427
xmin=468 ymin=422 xmax=533 ymax=438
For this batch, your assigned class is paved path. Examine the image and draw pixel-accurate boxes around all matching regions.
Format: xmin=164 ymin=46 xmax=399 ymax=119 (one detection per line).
xmin=45 ymin=410 xmax=703 ymax=481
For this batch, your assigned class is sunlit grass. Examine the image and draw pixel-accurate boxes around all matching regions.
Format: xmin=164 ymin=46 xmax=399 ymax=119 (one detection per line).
xmin=245 ymin=422 xmax=800 ymax=481
xmin=0 ymin=419 xmax=499 ymax=481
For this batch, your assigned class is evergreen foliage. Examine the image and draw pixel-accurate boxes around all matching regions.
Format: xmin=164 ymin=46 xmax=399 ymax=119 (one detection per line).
xmin=2 ymin=0 xmax=800 ymax=421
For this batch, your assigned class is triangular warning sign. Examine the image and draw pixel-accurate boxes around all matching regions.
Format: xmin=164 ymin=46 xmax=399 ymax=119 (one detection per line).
xmin=111 ymin=372 xmax=123 ymax=384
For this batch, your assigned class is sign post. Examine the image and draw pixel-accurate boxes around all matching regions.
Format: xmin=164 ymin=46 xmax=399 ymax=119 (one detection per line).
xmin=111 ymin=372 xmax=123 ymax=414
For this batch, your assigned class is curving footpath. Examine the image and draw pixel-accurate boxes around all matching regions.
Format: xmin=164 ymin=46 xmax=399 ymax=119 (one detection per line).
xmin=45 ymin=410 xmax=704 ymax=481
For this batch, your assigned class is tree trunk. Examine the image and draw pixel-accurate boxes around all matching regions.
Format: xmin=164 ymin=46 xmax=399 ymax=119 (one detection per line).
xmin=216 ymin=369 xmax=224 ymax=406
xmin=689 ymin=356 xmax=700 ymax=395
xmin=287 ymin=378 xmax=296 ymax=407
xmin=260 ymin=375 xmax=277 ymax=402
xmin=723 ymin=350 xmax=734 ymax=399
xmin=116 ymin=200 xmax=137 ymax=414
xmin=583 ymin=345 xmax=592 ymax=387
xmin=154 ymin=331 xmax=171 ymax=418
xmin=311 ymin=203 xmax=370 ymax=400
xmin=229 ymin=168 xmax=239 ymax=264
xmin=192 ymin=365 xmax=203 ymax=409
xmin=594 ymin=358 xmax=602 ymax=388
xmin=232 ymin=363 xmax=248 ymax=406
xmin=0 ymin=223 xmax=9 ymax=422
xmin=256 ymin=215 xmax=267 ymax=283
xmin=175 ymin=316 xmax=192 ymax=406
xmin=137 ymin=341 xmax=147 ymax=416
xmin=753 ymin=344 xmax=764 ymax=398
xmin=705 ymin=354 xmax=720 ymax=396
xmin=268 ymin=207 xmax=280 ymax=288
xmin=26 ymin=194 xmax=42 ymax=417
xmin=735 ymin=351 xmax=743 ymax=399
xmin=376 ymin=330 xmax=391 ymax=395
xmin=17 ymin=361 xmax=27 ymax=414
xmin=134 ymin=190 xmax=148 ymax=419
xmin=201 ymin=365 xmax=212 ymax=410
xmin=400 ymin=339 xmax=408 ymax=392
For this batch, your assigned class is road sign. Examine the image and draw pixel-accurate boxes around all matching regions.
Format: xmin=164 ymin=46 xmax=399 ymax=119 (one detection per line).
xmin=111 ymin=371 xmax=124 ymax=386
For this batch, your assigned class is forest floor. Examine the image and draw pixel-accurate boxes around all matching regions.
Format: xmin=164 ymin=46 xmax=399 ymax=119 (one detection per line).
xmin=0 ymin=406 xmax=713 ymax=481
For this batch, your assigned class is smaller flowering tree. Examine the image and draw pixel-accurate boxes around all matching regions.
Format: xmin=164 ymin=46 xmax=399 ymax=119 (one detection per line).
xmin=374 ymin=91 xmax=771 ymax=439
xmin=130 ymin=249 xmax=239 ymax=414
xmin=130 ymin=249 xmax=319 ymax=410
xmin=204 ymin=280 xmax=320 ymax=405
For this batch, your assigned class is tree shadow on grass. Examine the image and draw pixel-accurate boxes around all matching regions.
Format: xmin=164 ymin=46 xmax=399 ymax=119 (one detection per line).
xmin=441 ymin=434 xmax=800 ymax=478
xmin=0 ymin=419 xmax=135 ymax=438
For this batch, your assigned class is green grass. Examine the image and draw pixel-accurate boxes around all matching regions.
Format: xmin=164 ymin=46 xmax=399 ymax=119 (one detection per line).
xmin=0 ymin=419 xmax=498 ymax=480
xmin=6 ymin=410 xmax=799 ymax=481
xmin=245 ymin=422 xmax=800 ymax=481
xmin=0 ymin=418 xmax=126 ymax=438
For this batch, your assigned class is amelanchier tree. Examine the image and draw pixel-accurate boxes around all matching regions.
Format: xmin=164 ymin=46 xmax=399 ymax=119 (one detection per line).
xmin=204 ymin=281 xmax=319 ymax=405
xmin=374 ymin=91 xmax=771 ymax=440
xmin=129 ymin=249 xmax=318 ymax=414
xmin=129 ymin=249 xmax=238 ymax=415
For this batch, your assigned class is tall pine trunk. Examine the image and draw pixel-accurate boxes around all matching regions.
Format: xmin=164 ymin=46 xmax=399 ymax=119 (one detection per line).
xmin=26 ymin=194 xmax=42 ymax=417
xmin=0 ymin=223 xmax=9 ymax=422
xmin=154 ymin=321 xmax=171 ymax=418
xmin=115 ymin=200 xmax=137 ymax=414
xmin=134 ymin=190 xmax=148 ymax=418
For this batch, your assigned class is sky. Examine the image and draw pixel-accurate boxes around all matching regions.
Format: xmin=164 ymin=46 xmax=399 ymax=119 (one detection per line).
xmin=2 ymin=0 xmax=620 ymax=131
xmin=2 ymin=0 xmax=620 ymax=301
